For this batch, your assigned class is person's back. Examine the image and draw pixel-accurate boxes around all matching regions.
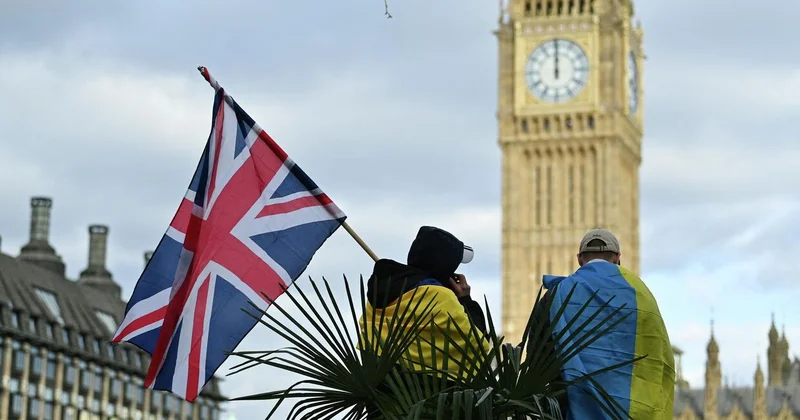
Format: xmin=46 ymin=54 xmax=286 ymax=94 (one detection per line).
xmin=360 ymin=259 xmax=487 ymax=375
xmin=359 ymin=226 xmax=488 ymax=386
xmin=534 ymin=229 xmax=675 ymax=419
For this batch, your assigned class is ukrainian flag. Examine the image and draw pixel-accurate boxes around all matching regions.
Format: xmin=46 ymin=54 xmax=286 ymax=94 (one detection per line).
xmin=543 ymin=260 xmax=675 ymax=419
xmin=360 ymin=282 xmax=490 ymax=379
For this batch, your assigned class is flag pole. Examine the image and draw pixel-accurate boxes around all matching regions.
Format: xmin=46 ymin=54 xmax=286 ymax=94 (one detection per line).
xmin=342 ymin=221 xmax=379 ymax=262
xmin=196 ymin=66 xmax=379 ymax=263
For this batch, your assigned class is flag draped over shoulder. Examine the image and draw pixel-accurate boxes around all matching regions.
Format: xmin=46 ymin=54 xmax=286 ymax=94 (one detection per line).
xmin=112 ymin=68 xmax=347 ymax=401
xmin=543 ymin=261 xmax=676 ymax=420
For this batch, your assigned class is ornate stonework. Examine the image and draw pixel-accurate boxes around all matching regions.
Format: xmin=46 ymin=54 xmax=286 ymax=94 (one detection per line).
xmin=497 ymin=0 xmax=643 ymax=343
xmin=674 ymin=319 xmax=800 ymax=419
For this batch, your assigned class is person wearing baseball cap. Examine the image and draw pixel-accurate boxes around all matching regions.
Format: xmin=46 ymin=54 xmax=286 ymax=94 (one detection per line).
xmin=527 ymin=228 xmax=675 ymax=420
xmin=576 ymin=227 xmax=621 ymax=266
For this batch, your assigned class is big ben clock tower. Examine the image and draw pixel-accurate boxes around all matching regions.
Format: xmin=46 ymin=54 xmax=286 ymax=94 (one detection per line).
xmin=497 ymin=0 xmax=644 ymax=343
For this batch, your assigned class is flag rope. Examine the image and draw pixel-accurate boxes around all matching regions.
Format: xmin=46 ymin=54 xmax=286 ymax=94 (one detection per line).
xmin=196 ymin=65 xmax=379 ymax=263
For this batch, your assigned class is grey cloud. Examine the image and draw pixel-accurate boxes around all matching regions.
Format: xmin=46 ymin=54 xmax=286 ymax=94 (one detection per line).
xmin=642 ymin=62 xmax=800 ymax=149
xmin=0 ymin=45 xmax=500 ymax=203
xmin=641 ymin=198 xmax=799 ymax=291
xmin=639 ymin=0 xmax=800 ymax=68
xmin=640 ymin=142 xmax=800 ymax=210
xmin=735 ymin=210 xmax=800 ymax=291
xmin=0 ymin=0 xmax=499 ymax=100
xmin=0 ymin=0 xmax=122 ymax=51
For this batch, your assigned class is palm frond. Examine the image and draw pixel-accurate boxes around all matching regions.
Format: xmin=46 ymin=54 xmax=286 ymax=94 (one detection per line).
xmin=228 ymin=275 xmax=642 ymax=420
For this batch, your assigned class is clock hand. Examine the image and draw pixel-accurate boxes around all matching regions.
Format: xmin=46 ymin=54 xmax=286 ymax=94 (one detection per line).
xmin=554 ymin=41 xmax=560 ymax=80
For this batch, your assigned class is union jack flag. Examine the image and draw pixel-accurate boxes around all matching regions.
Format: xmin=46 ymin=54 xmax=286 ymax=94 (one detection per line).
xmin=112 ymin=68 xmax=346 ymax=401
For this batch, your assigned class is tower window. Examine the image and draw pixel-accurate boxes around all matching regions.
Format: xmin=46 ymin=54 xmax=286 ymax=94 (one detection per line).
xmin=34 ymin=288 xmax=64 ymax=325
xmin=580 ymin=164 xmax=586 ymax=222
xmin=545 ymin=166 xmax=552 ymax=225
xmin=536 ymin=1 xmax=543 ymax=15
xmin=93 ymin=366 xmax=103 ymax=392
xmin=29 ymin=399 xmax=41 ymax=419
xmin=46 ymin=353 xmax=56 ymax=380
xmin=568 ymin=165 xmax=575 ymax=224
xmin=31 ymin=351 xmax=43 ymax=377
xmin=543 ymin=118 xmax=551 ymax=131
xmin=587 ymin=115 xmax=595 ymax=129
xmin=546 ymin=1 xmax=553 ymax=16
xmin=534 ymin=167 xmax=541 ymax=226
xmin=525 ymin=0 xmax=532 ymax=15
xmin=95 ymin=311 xmax=118 ymax=335
xmin=13 ymin=343 xmax=24 ymax=372
xmin=593 ymin=156 xmax=599 ymax=225
xmin=65 ymin=362 xmax=76 ymax=386
xmin=565 ymin=117 xmax=573 ymax=130
xmin=557 ymin=0 xmax=564 ymax=15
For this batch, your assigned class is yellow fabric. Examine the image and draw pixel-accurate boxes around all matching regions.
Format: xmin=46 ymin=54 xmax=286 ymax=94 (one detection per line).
xmin=620 ymin=266 xmax=676 ymax=420
xmin=360 ymin=285 xmax=490 ymax=378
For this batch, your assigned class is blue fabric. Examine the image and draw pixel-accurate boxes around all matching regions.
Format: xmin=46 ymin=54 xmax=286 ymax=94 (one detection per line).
xmin=417 ymin=278 xmax=443 ymax=287
xmin=543 ymin=261 xmax=638 ymax=419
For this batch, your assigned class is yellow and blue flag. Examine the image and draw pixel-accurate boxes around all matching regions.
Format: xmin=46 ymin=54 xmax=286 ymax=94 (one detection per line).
xmin=543 ymin=260 xmax=675 ymax=419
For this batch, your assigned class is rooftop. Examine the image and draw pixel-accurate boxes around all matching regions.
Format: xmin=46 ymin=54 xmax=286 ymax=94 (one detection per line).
xmin=0 ymin=196 xmax=225 ymax=401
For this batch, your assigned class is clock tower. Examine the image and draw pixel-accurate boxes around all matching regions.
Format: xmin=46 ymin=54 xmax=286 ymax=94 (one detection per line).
xmin=496 ymin=0 xmax=644 ymax=343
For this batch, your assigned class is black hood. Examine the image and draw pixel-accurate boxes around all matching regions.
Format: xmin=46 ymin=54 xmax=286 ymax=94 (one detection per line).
xmin=366 ymin=259 xmax=431 ymax=308
xmin=406 ymin=226 xmax=466 ymax=282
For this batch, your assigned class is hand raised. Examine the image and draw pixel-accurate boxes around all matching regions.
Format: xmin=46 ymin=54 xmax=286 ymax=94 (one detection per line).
xmin=448 ymin=273 xmax=471 ymax=298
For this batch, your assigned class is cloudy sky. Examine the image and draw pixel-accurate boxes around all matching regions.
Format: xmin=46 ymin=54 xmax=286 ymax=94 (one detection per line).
xmin=1 ymin=0 xmax=798 ymax=417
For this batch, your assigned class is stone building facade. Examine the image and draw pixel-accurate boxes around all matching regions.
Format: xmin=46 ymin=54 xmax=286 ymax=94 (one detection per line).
xmin=0 ymin=197 xmax=226 ymax=420
xmin=496 ymin=0 xmax=645 ymax=344
xmin=674 ymin=321 xmax=800 ymax=419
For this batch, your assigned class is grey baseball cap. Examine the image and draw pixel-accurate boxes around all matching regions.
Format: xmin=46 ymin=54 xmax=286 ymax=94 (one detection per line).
xmin=578 ymin=228 xmax=621 ymax=254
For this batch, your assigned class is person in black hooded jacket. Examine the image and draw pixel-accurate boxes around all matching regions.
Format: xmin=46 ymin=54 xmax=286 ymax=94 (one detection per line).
xmin=405 ymin=226 xmax=486 ymax=333
xmin=359 ymin=226 xmax=490 ymax=417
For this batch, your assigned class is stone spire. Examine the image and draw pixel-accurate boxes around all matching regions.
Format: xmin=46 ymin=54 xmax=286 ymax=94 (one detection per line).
xmin=705 ymin=319 xmax=721 ymax=420
xmin=673 ymin=345 xmax=690 ymax=389
xmin=780 ymin=324 xmax=791 ymax=383
xmin=707 ymin=319 xmax=720 ymax=359
xmin=78 ymin=225 xmax=121 ymax=298
xmin=754 ymin=356 xmax=767 ymax=420
xmin=18 ymin=196 xmax=66 ymax=275
xmin=780 ymin=323 xmax=789 ymax=347
xmin=768 ymin=313 xmax=783 ymax=386
xmin=769 ymin=313 xmax=779 ymax=340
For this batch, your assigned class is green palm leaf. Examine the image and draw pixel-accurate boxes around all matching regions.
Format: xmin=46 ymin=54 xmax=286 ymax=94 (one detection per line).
xmin=228 ymin=276 xmax=642 ymax=419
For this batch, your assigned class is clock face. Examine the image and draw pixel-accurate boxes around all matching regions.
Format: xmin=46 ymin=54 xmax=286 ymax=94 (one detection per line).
xmin=627 ymin=51 xmax=639 ymax=114
xmin=525 ymin=39 xmax=590 ymax=104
